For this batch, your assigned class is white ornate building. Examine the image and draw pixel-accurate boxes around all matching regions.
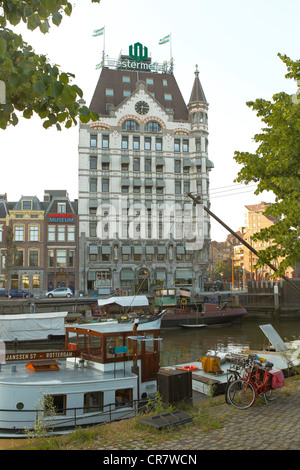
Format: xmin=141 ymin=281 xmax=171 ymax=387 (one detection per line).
xmin=78 ymin=43 xmax=213 ymax=295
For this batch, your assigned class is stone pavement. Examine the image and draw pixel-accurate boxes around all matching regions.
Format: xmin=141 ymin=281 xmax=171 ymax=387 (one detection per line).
xmin=94 ymin=380 xmax=300 ymax=451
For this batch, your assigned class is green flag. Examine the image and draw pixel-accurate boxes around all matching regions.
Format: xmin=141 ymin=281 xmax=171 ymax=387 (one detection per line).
xmin=93 ymin=27 xmax=105 ymax=37
xmin=159 ymin=34 xmax=170 ymax=45
xmin=95 ymin=61 xmax=103 ymax=69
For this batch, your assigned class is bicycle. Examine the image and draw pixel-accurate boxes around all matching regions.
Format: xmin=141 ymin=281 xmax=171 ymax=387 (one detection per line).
xmin=226 ymin=356 xmax=283 ymax=409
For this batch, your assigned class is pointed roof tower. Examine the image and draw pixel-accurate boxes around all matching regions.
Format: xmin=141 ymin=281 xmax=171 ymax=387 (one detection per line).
xmin=188 ymin=65 xmax=207 ymax=105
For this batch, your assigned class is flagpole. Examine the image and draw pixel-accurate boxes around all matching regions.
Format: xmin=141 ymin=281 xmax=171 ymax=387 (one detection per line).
xmin=102 ymin=27 xmax=105 ymax=66
xmin=169 ymin=33 xmax=173 ymax=73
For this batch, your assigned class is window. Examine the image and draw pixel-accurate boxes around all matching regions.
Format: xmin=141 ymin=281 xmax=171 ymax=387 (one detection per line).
xmin=122 ymin=135 xmax=128 ymax=149
xmin=89 ymin=222 xmax=97 ymax=237
xmin=156 ymin=165 xmax=163 ymax=173
xmin=69 ymin=250 xmax=75 ymax=267
xmin=45 ymin=395 xmax=66 ymax=415
xmin=123 ymin=90 xmax=131 ymax=97
xmin=90 ymin=156 xmax=97 ymax=169
xmin=29 ymin=226 xmax=39 ymax=241
xmin=145 ymin=186 xmax=152 ymax=194
xmin=14 ymin=226 xmax=24 ymax=241
xmin=90 ymin=134 xmax=97 ymax=148
xmin=155 ymin=138 xmax=162 ymax=151
xmin=183 ymin=180 xmax=190 ymax=193
xmin=174 ymin=139 xmax=180 ymax=152
xmin=57 ymin=203 xmax=66 ymax=213
xmin=96 ymin=270 xmax=111 ymax=287
xmin=102 ymin=161 xmax=109 ymax=170
xmin=22 ymin=200 xmax=32 ymax=210
xmin=144 ymin=137 xmax=151 ymax=150
xmin=106 ymin=103 xmax=114 ymax=111
xmin=84 ymin=391 xmax=104 ymax=413
xmin=0 ymin=225 xmax=2 ymax=242
xmin=121 ymin=163 xmax=129 ymax=171
xmin=105 ymin=88 xmax=114 ymax=96
xmin=196 ymin=138 xmax=201 ymax=151
xmin=122 ymin=76 xmax=130 ymax=83
xmin=90 ymin=177 xmax=97 ymax=192
xmin=174 ymin=160 xmax=181 ymax=173
xmin=146 ymin=78 xmax=154 ymax=85
xmin=21 ymin=274 xmax=29 ymax=288
xmin=183 ymin=139 xmax=189 ymax=152
xmin=48 ymin=226 xmax=55 ymax=241
xmin=145 ymin=121 xmax=161 ymax=132
xmin=121 ymin=185 xmax=129 ymax=193
xmin=57 ymin=250 xmax=67 ymax=267
xmin=33 ymin=274 xmax=40 ymax=288
xmin=102 ymin=135 xmax=109 ymax=148
xmin=122 ymin=120 xmax=139 ymax=131
xmin=29 ymin=250 xmax=39 ymax=267
xmin=67 ymin=226 xmax=75 ymax=242
xmin=102 ymin=178 xmax=109 ymax=192
xmin=57 ymin=226 xmax=65 ymax=241
xmin=133 ymin=158 xmax=140 ymax=171
xmin=48 ymin=250 xmax=54 ymax=267
xmin=14 ymin=250 xmax=23 ymax=266
xmin=133 ymin=136 xmax=140 ymax=150
xmin=133 ymin=186 xmax=140 ymax=193
xmin=164 ymin=93 xmax=172 ymax=101
xmin=163 ymin=79 xmax=168 ymax=86
xmin=145 ymin=158 xmax=151 ymax=172
xmin=115 ymin=389 xmax=133 ymax=408
xmin=175 ymin=181 xmax=181 ymax=194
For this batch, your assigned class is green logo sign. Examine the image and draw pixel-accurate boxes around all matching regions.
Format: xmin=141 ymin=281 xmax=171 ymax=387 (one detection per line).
xmin=129 ymin=42 xmax=148 ymax=63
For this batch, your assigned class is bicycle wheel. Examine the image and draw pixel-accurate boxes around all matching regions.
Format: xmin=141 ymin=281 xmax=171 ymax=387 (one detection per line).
xmin=264 ymin=387 xmax=282 ymax=403
xmin=227 ymin=379 xmax=256 ymax=409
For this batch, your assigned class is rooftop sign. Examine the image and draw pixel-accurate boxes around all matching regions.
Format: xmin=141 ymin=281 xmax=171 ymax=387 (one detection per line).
xmin=105 ymin=42 xmax=172 ymax=74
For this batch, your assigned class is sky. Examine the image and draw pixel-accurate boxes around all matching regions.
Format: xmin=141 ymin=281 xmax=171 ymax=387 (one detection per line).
xmin=0 ymin=0 xmax=299 ymax=241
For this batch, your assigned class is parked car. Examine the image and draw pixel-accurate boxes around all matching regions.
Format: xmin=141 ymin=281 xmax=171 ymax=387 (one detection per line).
xmin=6 ymin=289 xmax=33 ymax=299
xmin=45 ymin=287 xmax=73 ymax=298
xmin=0 ymin=287 xmax=6 ymax=297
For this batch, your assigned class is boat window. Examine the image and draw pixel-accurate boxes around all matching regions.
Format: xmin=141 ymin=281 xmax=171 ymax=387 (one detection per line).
xmin=44 ymin=394 xmax=66 ymax=415
xmin=106 ymin=336 xmax=128 ymax=360
xmin=115 ymin=388 xmax=133 ymax=408
xmin=84 ymin=391 xmax=104 ymax=413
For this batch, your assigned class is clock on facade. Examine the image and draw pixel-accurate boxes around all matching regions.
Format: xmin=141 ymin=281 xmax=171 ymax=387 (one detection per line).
xmin=135 ymin=101 xmax=149 ymax=115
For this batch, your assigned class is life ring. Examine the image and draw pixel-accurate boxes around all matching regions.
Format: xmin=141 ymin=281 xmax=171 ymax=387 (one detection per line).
xmin=181 ymin=365 xmax=198 ymax=371
xmin=181 ymin=298 xmax=187 ymax=305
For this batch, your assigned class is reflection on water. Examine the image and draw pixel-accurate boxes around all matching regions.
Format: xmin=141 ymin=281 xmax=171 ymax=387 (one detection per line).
xmin=160 ymin=318 xmax=300 ymax=366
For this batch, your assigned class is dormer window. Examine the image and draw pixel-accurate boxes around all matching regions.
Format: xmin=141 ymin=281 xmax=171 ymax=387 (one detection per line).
xmin=22 ymin=200 xmax=32 ymax=210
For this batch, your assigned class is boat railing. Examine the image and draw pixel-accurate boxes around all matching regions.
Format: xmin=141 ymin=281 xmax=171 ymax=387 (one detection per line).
xmin=0 ymin=397 xmax=151 ymax=435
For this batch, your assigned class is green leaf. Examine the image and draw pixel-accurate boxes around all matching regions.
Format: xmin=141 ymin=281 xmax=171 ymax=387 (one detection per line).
xmin=52 ymin=12 xmax=62 ymax=26
xmin=0 ymin=36 xmax=7 ymax=57
xmin=52 ymin=80 xmax=64 ymax=98
xmin=33 ymin=80 xmax=46 ymax=95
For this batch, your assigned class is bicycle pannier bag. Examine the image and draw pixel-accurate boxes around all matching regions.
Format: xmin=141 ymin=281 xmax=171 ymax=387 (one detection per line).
xmin=268 ymin=369 xmax=285 ymax=389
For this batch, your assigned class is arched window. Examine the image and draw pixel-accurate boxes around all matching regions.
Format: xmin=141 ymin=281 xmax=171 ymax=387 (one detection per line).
xmin=122 ymin=120 xmax=139 ymax=131
xmin=145 ymin=121 xmax=162 ymax=132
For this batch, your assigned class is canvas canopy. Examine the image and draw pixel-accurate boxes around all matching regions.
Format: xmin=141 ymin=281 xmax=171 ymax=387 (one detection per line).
xmin=0 ymin=312 xmax=68 ymax=342
xmin=97 ymin=295 xmax=149 ymax=308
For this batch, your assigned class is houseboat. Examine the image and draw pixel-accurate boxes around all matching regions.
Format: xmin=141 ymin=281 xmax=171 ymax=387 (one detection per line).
xmin=0 ymin=317 xmax=162 ymax=437
xmin=154 ymin=288 xmax=247 ymax=328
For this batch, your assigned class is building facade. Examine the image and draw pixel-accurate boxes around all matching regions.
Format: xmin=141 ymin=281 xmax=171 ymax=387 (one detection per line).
xmin=0 ymin=191 xmax=78 ymax=295
xmin=78 ymin=43 xmax=213 ymax=295
xmin=43 ymin=190 xmax=78 ymax=294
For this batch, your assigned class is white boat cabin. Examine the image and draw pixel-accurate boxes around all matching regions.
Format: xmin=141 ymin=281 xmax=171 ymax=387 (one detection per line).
xmin=0 ymin=320 xmax=161 ymax=437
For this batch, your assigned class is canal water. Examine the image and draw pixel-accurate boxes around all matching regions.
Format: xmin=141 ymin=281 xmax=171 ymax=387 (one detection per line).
xmin=0 ymin=316 xmax=299 ymax=449
xmin=160 ymin=317 xmax=300 ymax=366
